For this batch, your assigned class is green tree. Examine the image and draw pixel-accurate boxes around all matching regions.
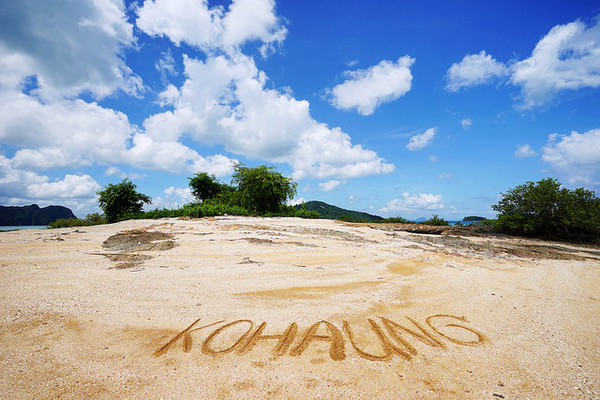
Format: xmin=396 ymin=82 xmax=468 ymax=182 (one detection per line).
xmin=492 ymin=178 xmax=600 ymax=240
xmin=189 ymin=172 xmax=223 ymax=201
xmin=97 ymin=179 xmax=151 ymax=223
xmin=231 ymin=163 xmax=297 ymax=213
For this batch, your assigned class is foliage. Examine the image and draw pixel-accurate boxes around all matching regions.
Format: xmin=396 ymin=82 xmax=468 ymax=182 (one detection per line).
xmin=189 ymin=172 xmax=227 ymax=201
xmin=231 ymin=163 xmax=297 ymax=213
xmin=97 ymin=179 xmax=151 ymax=223
xmin=339 ymin=214 xmax=369 ymax=223
xmin=420 ymin=215 xmax=450 ymax=226
xmin=48 ymin=213 xmax=107 ymax=228
xmin=492 ymin=178 xmax=600 ymax=241
xmin=380 ymin=216 xmax=413 ymax=224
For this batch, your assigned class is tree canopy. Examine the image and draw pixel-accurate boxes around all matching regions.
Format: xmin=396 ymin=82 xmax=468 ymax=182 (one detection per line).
xmin=492 ymin=178 xmax=600 ymax=241
xmin=189 ymin=172 xmax=224 ymax=201
xmin=231 ymin=164 xmax=297 ymax=213
xmin=97 ymin=179 xmax=151 ymax=223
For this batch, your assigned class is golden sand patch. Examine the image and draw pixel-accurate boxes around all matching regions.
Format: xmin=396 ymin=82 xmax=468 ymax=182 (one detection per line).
xmin=240 ymin=281 xmax=383 ymax=299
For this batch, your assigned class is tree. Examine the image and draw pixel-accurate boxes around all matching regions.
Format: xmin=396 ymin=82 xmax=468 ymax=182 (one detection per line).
xmin=97 ymin=179 xmax=151 ymax=223
xmin=231 ymin=164 xmax=297 ymax=213
xmin=189 ymin=172 xmax=223 ymax=201
xmin=492 ymin=178 xmax=600 ymax=241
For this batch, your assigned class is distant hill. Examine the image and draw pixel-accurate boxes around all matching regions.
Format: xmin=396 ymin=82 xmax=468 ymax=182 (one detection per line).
xmin=294 ymin=200 xmax=384 ymax=222
xmin=0 ymin=204 xmax=77 ymax=226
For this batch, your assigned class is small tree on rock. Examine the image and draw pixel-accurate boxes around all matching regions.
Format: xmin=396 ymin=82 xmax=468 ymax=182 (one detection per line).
xmin=97 ymin=179 xmax=151 ymax=223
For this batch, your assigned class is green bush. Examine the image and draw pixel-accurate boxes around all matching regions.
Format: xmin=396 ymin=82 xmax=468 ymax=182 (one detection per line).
xmin=420 ymin=215 xmax=450 ymax=226
xmin=48 ymin=213 xmax=108 ymax=228
xmin=380 ymin=216 xmax=413 ymax=224
xmin=492 ymin=178 xmax=600 ymax=241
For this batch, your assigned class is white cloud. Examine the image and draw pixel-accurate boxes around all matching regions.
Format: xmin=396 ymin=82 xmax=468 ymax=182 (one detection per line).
xmin=319 ymin=180 xmax=342 ymax=192
xmin=105 ymin=166 xmax=146 ymax=180
xmin=0 ymin=93 xmax=134 ymax=170
xmin=143 ymin=53 xmax=394 ymax=179
xmin=438 ymin=172 xmax=453 ymax=180
xmin=151 ymin=186 xmax=194 ymax=210
xmin=446 ymin=19 xmax=600 ymax=108
xmin=0 ymin=155 xmax=100 ymax=202
xmin=156 ymin=84 xmax=180 ymax=107
xmin=515 ymin=144 xmax=538 ymax=158
xmin=461 ymin=118 xmax=472 ymax=129
xmin=445 ymin=51 xmax=509 ymax=92
xmin=26 ymin=174 xmax=100 ymax=199
xmin=0 ymin=0 xmax=141 ymax=100
xmin=330 ymin=56 xmax=414 ymax=115
xmin=429 ymin=155 xmax=438 ymax=163
xmin=542 ymin=129 xmax=600 ymax=185
xmin=288 ymin=197 xmax=306 ymax=206
xmin=511 ymin=19 xmax=600 ymax=109
xmin=136 ymin=0 xmax=286 ymax=55
xmin=407 ymin=128 xmax=436 ymax=151
xmin=156 ymin=50 xmax=178 ymax=83
xmin=381 ymin=192 xmax=445 ymax=213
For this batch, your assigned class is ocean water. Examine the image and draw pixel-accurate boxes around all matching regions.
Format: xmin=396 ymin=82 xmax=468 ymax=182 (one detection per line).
xmin=0 ymin=226 xmax=48 ymax=231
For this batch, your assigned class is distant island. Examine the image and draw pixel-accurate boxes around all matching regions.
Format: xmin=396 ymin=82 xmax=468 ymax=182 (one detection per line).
xmin=463 ymin=216 xmax=486 ymax=222
xmin=0 ymin=204 xmax=76 ymax=226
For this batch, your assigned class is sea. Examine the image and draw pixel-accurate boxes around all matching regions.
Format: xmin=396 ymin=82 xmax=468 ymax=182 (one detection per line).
xmin=0 ymin=226 xmax=49 ymax=231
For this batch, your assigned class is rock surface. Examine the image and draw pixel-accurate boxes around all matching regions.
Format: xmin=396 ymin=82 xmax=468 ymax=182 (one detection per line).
xmin=1 ymin=217 xmax=599 ymax=398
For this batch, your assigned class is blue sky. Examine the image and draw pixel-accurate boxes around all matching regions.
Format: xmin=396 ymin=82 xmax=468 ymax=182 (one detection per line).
xmin=1 ymin=0 xmax=600 ymax=219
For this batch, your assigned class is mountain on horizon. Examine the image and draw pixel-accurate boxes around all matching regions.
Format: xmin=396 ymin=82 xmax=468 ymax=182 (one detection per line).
xmin=0 ymin=204 xmax=77 ymax=226
xmin=294 ymin=200 xmax=384 ymax=222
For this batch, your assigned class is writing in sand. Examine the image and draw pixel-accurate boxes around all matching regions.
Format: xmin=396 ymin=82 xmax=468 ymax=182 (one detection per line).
xmin=155 ymin=314 xmax=487 ymax=362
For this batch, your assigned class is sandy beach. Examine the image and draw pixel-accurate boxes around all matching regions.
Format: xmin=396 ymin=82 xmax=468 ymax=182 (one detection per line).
xmin=1 ymin=216 xmax=599 ymax=399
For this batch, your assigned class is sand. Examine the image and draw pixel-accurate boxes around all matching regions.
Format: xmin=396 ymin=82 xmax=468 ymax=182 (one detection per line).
xmin=0 ymin=216 xmax=598 ymax=399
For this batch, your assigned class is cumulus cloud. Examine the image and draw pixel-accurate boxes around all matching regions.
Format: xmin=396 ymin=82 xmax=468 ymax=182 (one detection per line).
xmin=151 ymin=186 xmax=195 ymax=210
xmin=461 ymin=118 xmax=472 ymax=129
xmin=511 ymin=19 xmax=600 ymax=108
xmin=445 ymin=51 xmax=509 ymax=92
xmin=0 ymin=155 xmax=100 ymax=202
xmin=542 ymin=129 xmax=600 ymax=185
xmin=329 ymin=56 xmax=414 ymax=115
xmin=407 ymin=128 xmax=436 ymax=151
xmin=0 ymin=0 xmax=141 ymax=100
xmin=381 ymin=192 xmax=445 ymax=213
xmin=136 ymin=0 xmax=286 ymax=55
xmin=143 ymin=53 xmax=394 ymax=179
xmin=515 ymin=144 xmax=538 ymax=158
xmin=446 ymin=18 xmax=600 ymax=108
xmin=288 ymin=197 xmax=306 ymax=206
xmin=319 ymin=180 xmax=342 ymax=192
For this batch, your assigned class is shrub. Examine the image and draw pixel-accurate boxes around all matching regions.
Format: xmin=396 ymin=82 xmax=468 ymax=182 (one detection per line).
xmin=421 ymin=215 xmax=450 ymax=226
xmin=380 ymin=216 xmax=413 ymax=224
xmin=492 ymin=178 xmax=600 ymax=241
xmin=48 ymin=213 xmax=107 ymax=228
